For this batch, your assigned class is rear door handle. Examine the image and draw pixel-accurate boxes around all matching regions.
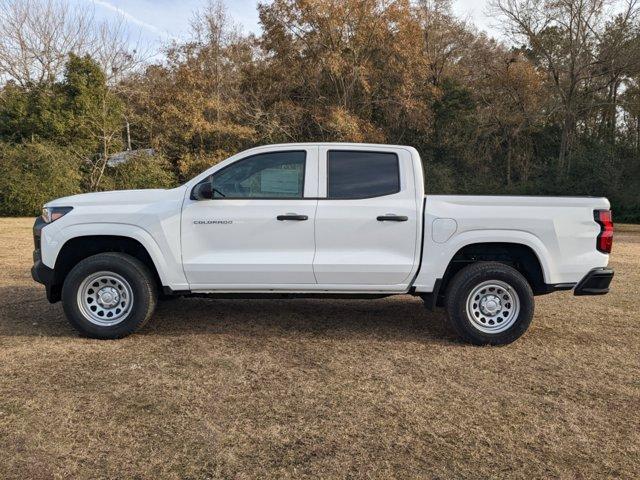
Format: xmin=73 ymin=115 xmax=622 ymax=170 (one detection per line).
xmin=377 ymin=214 xmax=408 ymax=222
xmin=277 ymin=214 xmax=308 ymax=221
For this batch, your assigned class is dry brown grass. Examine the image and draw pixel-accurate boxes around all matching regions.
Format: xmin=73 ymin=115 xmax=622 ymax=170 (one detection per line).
xmin=0 ymin=217 xmax=638 ymax=479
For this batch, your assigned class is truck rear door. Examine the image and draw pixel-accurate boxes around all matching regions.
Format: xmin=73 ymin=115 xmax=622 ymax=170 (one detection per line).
xmin=312 ymin=147 xmax=421 ymax=288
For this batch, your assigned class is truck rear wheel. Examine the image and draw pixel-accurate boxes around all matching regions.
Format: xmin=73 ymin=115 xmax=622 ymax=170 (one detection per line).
xmin=444 ymin=262 xmax=534 ymax=345
xmin=61 ymin=253 xmax=158 ymax=339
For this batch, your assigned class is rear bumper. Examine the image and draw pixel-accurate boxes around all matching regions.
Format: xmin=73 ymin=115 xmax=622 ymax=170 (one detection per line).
xmin=574 ymin=267 xmax=614 ymax=296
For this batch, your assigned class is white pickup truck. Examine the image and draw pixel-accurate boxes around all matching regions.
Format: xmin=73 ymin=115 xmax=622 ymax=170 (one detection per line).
xmin=32 ymin=143 xmax=614 ymax=344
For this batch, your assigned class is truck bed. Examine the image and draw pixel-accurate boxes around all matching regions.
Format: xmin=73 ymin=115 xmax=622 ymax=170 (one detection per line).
xmin=413 ymin=195 xmax=610 ymax=292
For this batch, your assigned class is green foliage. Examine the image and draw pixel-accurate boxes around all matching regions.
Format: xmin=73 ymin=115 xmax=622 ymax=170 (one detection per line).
xmin=0 ymin=54 xmax=122 ymax=154
xmin=0 ymin=53 xmax=127 ymax=203
xmin=0 ymin=0 xmax=639 ymax=222
xmin=429 ymin=80 xmax=478 ymax=172
xmin=0 ymin=142 xmax=83 ymax=216
xmin=0 ymin=82 xmax=70 ymax=143
xmin=62 ymin=53 xmax=124 ymax=154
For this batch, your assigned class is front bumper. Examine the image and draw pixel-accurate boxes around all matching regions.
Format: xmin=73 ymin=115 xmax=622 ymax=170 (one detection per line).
xmin=31 ymin=250 xmax=59 ymax=303
xmin=574 ymin=267 xmax=614 ymax=296
xmin=31 ymin=217 xmax=60 ymax=303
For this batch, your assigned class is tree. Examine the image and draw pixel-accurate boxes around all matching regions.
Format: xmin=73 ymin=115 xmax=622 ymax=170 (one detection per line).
xmin=472 ymin=49 xmax=546 ymax=186
xmin=491 ymin=0 xmax=640 ymax=174
xmin=0 ymin=141 xmax=82 ymax=216
xmin=0 ymin=0 xmax=143 ymax=86
xmin=595 ymin=13 xmax=640 ymax=141
xmin=1 ymin=0 xmax=640 ymax=221
xmin=63 ymin=54 xmax=125 ymax=189
xmin=0 ymin=53 xmax=125 ymax=190
xmin=124 ymin=0 xmax=256 ymax=179
xmin=0 ymin=80 xmax=70 ymax=142
xmin=255 ymin=0 xmax=436 ymax=143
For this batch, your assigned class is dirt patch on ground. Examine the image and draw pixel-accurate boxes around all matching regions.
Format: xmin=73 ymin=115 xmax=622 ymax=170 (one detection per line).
xmin=0 ymin=217 xmax=638 ymax=479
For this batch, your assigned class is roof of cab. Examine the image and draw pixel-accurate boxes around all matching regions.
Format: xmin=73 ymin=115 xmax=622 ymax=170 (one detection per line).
xmin=254 ymin=142 xmax=415 ymax=149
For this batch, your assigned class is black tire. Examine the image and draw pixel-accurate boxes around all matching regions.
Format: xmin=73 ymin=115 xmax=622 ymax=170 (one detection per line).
xmin=444 ymin=262 xmax=534 ymax=345
xmin=61 ymin=252 xmax=158 ymax=339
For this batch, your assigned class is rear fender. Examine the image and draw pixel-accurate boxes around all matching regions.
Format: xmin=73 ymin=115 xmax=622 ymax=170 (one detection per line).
xmin=414 ymin=229 xmax=553 ymax=292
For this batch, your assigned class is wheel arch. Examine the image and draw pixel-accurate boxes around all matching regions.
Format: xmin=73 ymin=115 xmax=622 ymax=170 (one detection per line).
xmin=433 ymin=241 xmax=548 ymax=307
xmin=48 ymin=235 xmax=165 ymax=302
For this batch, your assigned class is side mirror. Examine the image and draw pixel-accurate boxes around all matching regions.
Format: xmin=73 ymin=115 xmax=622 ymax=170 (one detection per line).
xmin=191 ymin=180 xmax=212 ymax=200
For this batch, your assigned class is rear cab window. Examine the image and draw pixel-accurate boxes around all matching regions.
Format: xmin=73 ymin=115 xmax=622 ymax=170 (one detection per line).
xmin=327 ymin=150 xmax=400 ymax=199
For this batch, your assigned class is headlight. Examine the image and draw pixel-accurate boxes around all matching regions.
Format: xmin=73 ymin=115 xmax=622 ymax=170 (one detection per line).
xmin=42 ymin=206 xmax=73 ymax=223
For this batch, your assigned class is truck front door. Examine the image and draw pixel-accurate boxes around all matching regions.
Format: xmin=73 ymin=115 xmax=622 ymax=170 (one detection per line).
xmin=181 ymin=147 xmax=319 ymax=289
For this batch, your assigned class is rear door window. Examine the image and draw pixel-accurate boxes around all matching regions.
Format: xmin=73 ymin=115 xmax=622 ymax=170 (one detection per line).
xmin=327 ymin=151 xmax=400 ymax=199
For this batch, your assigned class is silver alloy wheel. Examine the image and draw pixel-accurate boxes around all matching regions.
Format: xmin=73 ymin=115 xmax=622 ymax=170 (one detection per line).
xmin=77 ymin=271 xmax=134 ymax=326
xmin=465 ymin=280 xmax=520 ymax=334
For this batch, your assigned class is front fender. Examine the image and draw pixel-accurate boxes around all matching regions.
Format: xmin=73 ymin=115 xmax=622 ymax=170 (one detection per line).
xmin=41 ymin=222 xmax=189 ymax=290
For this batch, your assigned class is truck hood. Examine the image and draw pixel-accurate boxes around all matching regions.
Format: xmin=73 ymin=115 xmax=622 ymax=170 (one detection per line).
xmin=46 ymin=189 xmax=172 ymax=207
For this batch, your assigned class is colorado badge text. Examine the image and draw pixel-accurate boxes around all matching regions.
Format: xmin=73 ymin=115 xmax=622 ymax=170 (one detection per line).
xmin=193 ymin=220 xmax=233 ymax=225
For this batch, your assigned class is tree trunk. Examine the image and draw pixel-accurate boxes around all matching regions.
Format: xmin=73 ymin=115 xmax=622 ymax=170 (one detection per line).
xmin=636 ymin=114 xmax=640 ymax=153
xmin=125 ymin=119 xmax=131 ymax=151
xmin=93 ymin=97 xmax=110 ymax=191
xmin=559 ymin=113 xmax=574 ymax=176
xmin=506 ymin=136 xmax=512 ymax=187
xmin=611 ymin=82 xmax=618 ymax=141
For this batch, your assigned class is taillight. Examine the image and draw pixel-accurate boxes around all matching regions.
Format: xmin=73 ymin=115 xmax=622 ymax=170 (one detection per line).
xmin=594 ymin=209 xmax=613 ymax=253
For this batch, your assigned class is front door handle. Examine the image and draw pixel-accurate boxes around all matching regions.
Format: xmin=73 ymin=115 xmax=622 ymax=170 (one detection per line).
xmin=377 ymin=214 xmax=408 ymax=222
xmin=277 ymin=214 xmax=308 ymax=221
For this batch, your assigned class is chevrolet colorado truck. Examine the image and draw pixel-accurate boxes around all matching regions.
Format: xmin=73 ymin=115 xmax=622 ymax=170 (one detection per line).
xmin=31 ymin=143 xmax=614 ymax=344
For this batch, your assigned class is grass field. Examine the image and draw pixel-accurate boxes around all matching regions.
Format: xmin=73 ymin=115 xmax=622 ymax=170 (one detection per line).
xmin=0 ymin=217 xmax=638 ymax=479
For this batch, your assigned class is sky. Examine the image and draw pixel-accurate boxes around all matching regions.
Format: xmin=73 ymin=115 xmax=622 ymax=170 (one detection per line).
xmin=451 ymin=0 xmax=495 ymax=34
xmin=78 ymin=0 xmax=497 ymax=52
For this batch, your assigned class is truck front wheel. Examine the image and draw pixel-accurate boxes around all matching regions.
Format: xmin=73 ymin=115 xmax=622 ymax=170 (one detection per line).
xmin=61 ymin=253 xmax=158 ymax=339
xmin=444 ymin=262 xmax=534 ymax=345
